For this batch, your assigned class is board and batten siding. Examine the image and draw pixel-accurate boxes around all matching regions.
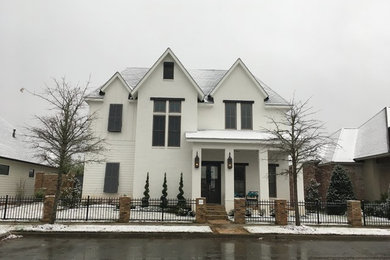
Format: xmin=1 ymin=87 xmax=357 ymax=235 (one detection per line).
xmin=0 ymin=157 xmax=56 ymax=196
xmin=82 ymin=77 xmax=136 ymax=197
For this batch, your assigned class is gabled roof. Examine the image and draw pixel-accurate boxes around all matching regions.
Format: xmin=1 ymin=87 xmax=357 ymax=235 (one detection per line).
xmin=322 ymin=107 xmax=390 ymax=163
xmin=0 ymin=117 xmax=52 ymax=167
xmin=209 ymin=59 xmax=269 ymax=99
xmin=100 ymin=72 xmax=132 ymax=93
xmin=85 ymin=49 xmax=290 ymax=106
xmin=131 ymin=48 xmax=204 ymax=99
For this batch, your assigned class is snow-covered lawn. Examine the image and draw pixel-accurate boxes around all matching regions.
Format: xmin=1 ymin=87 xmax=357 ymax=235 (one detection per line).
xmin=13 ymin=224 xmax=211 ymax=233
xmin=245 ymin=225 xmax=390 ymax=236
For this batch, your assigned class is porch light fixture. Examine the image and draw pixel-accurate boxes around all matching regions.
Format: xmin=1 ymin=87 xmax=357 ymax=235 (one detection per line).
xmin=227 ymin=152 xmax=233 ymax=169
xmin=194 ymin=152 xmax=200 ymax=168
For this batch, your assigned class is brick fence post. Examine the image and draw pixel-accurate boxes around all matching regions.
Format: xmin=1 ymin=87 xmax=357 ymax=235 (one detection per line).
xmin=347 ymin=200 xmax=362 ymax=227
xmin=119 ymin=196 xmax=131 ymax=223
xmin=234 ymin=198 xmax=246 ymax=224
xmin=41 ymin=195 xmax=55 ymax=223
xmin=274 ymin=199 xmax=288 ymax=225
xmin=196 ymin=197 xmax=207 ymax=223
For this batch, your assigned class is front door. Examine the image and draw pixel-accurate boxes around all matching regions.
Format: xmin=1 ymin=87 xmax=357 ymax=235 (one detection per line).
xmin=201 ymin=162 xmax=221 ymax=204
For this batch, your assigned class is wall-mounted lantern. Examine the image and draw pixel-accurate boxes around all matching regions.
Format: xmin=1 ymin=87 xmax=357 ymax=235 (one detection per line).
xmin=194 ymin=152 xmax=200 ymax=168
xmin=227 ymin=152 xmax=233 ymax=169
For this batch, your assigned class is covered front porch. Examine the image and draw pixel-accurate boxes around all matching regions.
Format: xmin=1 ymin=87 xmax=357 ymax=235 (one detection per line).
xmin=190 ymin=145 xmax=304 ymax=211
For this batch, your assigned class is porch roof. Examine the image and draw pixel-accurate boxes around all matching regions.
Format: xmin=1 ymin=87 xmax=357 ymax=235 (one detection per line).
xmin=185 ymin=130 xmax=274 ymax=143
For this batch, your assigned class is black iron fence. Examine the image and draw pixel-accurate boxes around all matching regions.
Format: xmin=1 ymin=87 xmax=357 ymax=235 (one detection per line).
xmin=245 ymin=200 xmax=275 ymax=223
xmin=362 ymin=200 xmax=390 ymax=226
xmin=0 ymin=195 xmax=43 ymax=221
xmin=289 ymin=201 xmax=348 ymax=225
xmin=130 ymin=198 xmax=196 ymax=222
xmin=56 ymin=196 xmax=120 ymax=222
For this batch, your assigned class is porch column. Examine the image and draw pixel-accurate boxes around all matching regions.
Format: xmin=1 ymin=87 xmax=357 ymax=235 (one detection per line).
xmin=192 ymin=146 xmax=201 ymax=199
xmin=297 ymin=165 xmax=305 ymax=201
xmin=259 ymin=149 xmax=269 ymax=200
xmin=224 ymin=148 xmax=234 ymax=211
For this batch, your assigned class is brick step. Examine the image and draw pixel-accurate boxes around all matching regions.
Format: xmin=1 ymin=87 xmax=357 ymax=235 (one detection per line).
xmin=205 ymin=211 xmax=227 ymax=215
xmin=206 ymin=214 xmax=229 ymax=220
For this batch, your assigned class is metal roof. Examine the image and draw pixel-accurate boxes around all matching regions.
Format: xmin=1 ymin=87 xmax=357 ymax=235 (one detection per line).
xmin=87 ymin=67 xmax=289 ymax=106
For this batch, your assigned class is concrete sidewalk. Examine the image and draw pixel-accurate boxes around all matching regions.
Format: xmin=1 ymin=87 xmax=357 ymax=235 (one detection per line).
xmin=1 ymin=223 xmax=390 ymax=239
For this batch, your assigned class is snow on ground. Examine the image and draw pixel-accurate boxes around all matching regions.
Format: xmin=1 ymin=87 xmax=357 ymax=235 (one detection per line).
xmin=13 ymin=224 xmax=212 ymax=233
xmin=0 ymin=225 xmax=12 ymax=237
xmin=245 ymin=225 xmax=390 ymax=236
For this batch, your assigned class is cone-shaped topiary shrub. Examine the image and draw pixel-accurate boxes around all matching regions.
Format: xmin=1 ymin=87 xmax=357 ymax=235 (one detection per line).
xmin=160 ymin=173 xmax=168 ymax=208
xmin=177 ymin=172 xmax=186 ymax=208
xmin=326 ymin=165 xmax=355 ymax=215
xmin=141 ymin=172 xmax=150 ymax=207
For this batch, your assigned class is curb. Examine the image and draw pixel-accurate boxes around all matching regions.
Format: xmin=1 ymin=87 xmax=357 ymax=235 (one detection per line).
xmin=9 ymin=230 xmax=390 ymax=241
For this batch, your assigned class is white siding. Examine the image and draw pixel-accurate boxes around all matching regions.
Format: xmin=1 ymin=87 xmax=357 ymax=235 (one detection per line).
xmin=133 ymin=54 xmax=198 ymax=199
xmin=0 ymin=158 xmax=55 ymax=196
xmin=82 ymin=77 xmax=136 ymax=197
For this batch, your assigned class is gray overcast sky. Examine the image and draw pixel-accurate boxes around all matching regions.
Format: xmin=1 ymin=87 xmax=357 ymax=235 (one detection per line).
xmin=0 ymin=0 xmax=389 ymax=133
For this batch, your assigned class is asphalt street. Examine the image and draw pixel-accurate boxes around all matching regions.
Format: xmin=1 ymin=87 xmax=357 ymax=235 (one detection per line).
xmin=1 ymin=236 xmax=390 ymax=259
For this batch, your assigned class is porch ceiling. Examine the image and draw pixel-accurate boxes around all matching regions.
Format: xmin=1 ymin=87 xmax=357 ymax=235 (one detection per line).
xmin=185 ymin=130 xmax=274 ymax=143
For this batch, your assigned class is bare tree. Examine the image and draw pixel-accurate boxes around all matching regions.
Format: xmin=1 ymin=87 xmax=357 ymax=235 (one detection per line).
xmin=265 ymin=99 xmax=332 ymax=226
xmin=22 ymin=78 xmax=104 ymax=224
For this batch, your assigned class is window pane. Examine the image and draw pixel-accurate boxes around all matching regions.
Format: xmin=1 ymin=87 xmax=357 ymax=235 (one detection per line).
xmin=169 ymin=100 xmax=181 ymax=113
xmin=234 ymin=165 xmax=246 ymax=197
xmin=168 ymin=116 xmax=181 ymax=147
xmin=154 ymin=100 xmax=166 ymax=112
xmin=241 ymin=103 xmax=253 ymax=130
xmin=225 ymin=102 xmax=237 ymax=129
xmin=163 ymin=62 xmax=174 ymax=79
xmin=29 ymin=169 xmax=35 ymax=178
xmin=0 ymin=164 xmax=9 ymax=175
xmin=268 ymin=164 xmax=277 ymax=197
xmin=152 ymin=115 xmax=166 ymax=146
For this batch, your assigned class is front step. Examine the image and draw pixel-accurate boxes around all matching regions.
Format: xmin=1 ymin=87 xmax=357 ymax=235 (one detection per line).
xmin=204 ymin=204 xmax=229 ymax=222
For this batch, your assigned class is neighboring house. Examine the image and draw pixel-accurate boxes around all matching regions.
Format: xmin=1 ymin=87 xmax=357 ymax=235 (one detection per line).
xmin=0 ymin=117 xmax=56 ymax=196
xmin=304 ymin=107 xmax=390 ymax=201
xmin=82 ymin=48 xmax=305 ymax=211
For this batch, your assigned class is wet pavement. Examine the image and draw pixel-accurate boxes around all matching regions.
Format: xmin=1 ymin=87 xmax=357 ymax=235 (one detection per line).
xmin=1 ymin=236 xmax=390 ymax=259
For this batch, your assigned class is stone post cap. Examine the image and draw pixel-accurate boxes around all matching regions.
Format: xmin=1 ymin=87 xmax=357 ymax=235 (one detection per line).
xmin=347 ymin=200 xmax=361 ymax=203
xmin=44 ymin=195 xmax=55 ymax=198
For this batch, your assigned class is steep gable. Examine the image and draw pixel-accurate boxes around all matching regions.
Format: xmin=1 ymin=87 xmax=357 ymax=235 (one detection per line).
xmin=209 ymin=59 xmax=269 ymax=100
xmin=131 ymin=48 xmax=204 ymax=99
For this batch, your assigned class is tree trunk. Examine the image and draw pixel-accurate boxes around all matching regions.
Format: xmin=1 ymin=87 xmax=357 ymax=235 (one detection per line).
xmin=49 ymin=171 xmax=63 ymax=224
xmin=292 ymin=164 xmax=301 ymax=226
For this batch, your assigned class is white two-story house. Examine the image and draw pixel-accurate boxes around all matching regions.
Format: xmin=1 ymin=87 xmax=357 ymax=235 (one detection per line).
xmin=82 ymin=48 xmax=305 ymax=211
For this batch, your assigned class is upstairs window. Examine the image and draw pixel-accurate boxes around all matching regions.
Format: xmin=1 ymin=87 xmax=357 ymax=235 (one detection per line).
xmin=241 ymin=103 xmax=253 ymax=130
xmin=152 ymin=98 xmax=183 ymax=147
xmin=163 ymin=62 xmax=174 ymax=79
xmin=29 ymin=169 xmax=35 ymax=178
xmin=225 ymin=102 xmax=237 ymax=129
xmin=0 ymin=164 xmax=9 ymax=175
xmin=108 ymin=104 xmax=123 ymax=132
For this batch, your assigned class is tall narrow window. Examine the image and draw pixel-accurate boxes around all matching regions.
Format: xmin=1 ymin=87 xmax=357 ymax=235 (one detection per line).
xmin=104 ymin=163 xmax=120 ymax=193
xmin=108 ymin=104 xmax=123 ymax=132
xmin=163 ymin=62 xmax=174 ymax=79
xmin=168 ymin=100 xmax=181 ymax=147
xmin=268 ymin=164 xmax=277 ymax=197
xmin=225 ymin=102 xmax=237 ymax=129
xmin=241 ymin=103 xmax=253 ymax=130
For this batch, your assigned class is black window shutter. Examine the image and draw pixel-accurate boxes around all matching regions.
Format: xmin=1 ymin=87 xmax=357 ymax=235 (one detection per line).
xmin=168 ymin=116 xmax=181 ymax=147
xmin=108 ymin=104 xmax=123 ymax=132
xmin=104 ymin=163 xmax=120 ymax=193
